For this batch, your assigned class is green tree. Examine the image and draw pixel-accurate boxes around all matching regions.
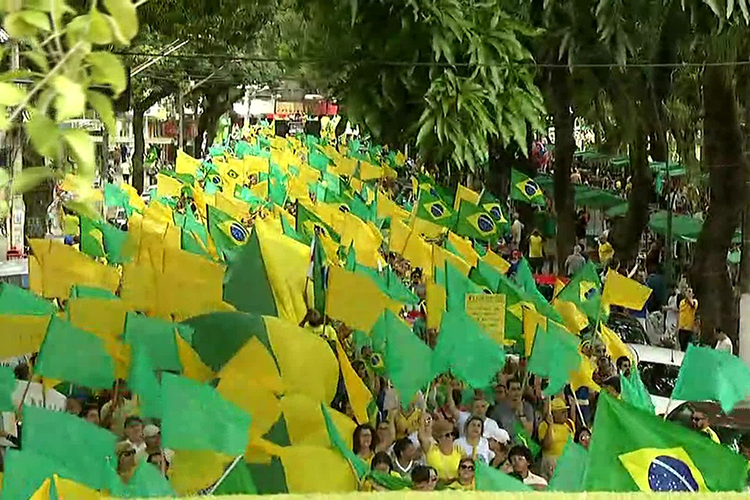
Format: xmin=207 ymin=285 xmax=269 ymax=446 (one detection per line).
xmin=286 ymin=0 xmax=546 ymax=174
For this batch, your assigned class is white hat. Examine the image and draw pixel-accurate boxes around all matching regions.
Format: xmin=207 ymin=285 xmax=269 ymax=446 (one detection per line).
xmin=143 ymin=424 xmax=160 ymax=438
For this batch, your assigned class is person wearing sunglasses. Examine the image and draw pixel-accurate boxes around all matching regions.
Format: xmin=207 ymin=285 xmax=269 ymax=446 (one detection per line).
xmin=411 ymin=465 xmax=439 ymax=491
xmin=449 ymin=458 xmax=476 ymax=490
xmin=115 ymin=442 xmax=137 ymax=484
xmin=690 ymin=408 xmax=720 ymax=444
xmin=417 ymin=415 xmax=462 ymax=483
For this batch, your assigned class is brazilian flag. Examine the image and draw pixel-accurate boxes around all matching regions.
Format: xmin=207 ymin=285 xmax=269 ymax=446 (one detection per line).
xmin=454 ymin=199 xmax=498 ymax=242
xmin=415 ymin=188 xmax=456 ymax=228
xmin=478 ymin=190 xmax=509 ymax=229
xmin=295 ymin=202 xmax=340 ymax=244
xmin=584 ymin=394 xmax=748 ymax=492
xmin=556 ymin=261 xmax=603 ymax=321
xmin=511 ymin=169 xmax=545 ymax=206
xmin=207 ymin=205 xmax=250 ymax=261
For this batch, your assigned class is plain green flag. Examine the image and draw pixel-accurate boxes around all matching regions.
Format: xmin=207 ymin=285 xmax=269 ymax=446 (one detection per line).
xmin=475 ymin=460 xmax=533 ymax=491
xmin=432 ymin=310 xmax=505 ymax=388
xmin=549 ymin=440 xmax=588 ymax=491
xmin=444 ymin=261 xmax=483 ymax=313
xmin=123 ymin=312 xmax=181 ymax=373
xmin=129 ymin=345 xmax=162 ymax=419
xmin=2 ymin=449 xmax=74 ymax=500
xmin=672 ymin=344 xmax=750 ymax=414
xmin=311 ymin=233 xmax=327 ymax=314
xmin=213 ymin=459 xmax=259 ymax=495
xmin=0 ymin=282 xmax=56 ymax=315
xmin=98 ymin=219 xmax=129 ymax=264
xmin=620 ymin=367 xmax=655 ymax=414
xmin=583 ymin=393 xmax=748 ymax=492
xmin=35 ymin=316 xmax=115 ymax=390
xmin=126 ymin=460 xmax=176 ymax=497
xmin=0 ymin=366 xmax=14 ymax=412
xmin=79 ymin=215 xmax=106 ymax=259
xmin=22 ymin=404 xmax=117 ymax=490
xmin=161 ymin=373 xmax=252 ymax=455
xmin=527 ymin=321 xmax=580 ymax=396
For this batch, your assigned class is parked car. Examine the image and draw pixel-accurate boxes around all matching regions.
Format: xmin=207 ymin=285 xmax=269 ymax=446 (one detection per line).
xmin=667 ymin=400 xmax=750 ymax=448
xmin=607 ymin=311 xmax=650 ymax=345
xmin=627 ymin=343 xmax=685 ymax=415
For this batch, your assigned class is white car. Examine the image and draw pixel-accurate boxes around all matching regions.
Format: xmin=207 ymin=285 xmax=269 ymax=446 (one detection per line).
xmin=627 ymin=343 xmax=685 ymax=416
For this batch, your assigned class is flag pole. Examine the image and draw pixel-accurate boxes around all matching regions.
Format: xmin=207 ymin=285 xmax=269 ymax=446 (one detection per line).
xmin=662 ymin=397 xmax=673 ymax=420
xmin=206 ymin=455 xmax=243 ymax=495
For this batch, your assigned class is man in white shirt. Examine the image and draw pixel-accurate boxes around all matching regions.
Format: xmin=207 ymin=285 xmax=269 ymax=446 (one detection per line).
xmin=714 ymin=328 xmax=733 ymax=354
xmin=509 ymin=445 xmax=548 ymax=489
xmin=511 ymin=215 xmax=524 ymax=251
xmin=450 ymin=393 xmax=510 ymax=444
xmin=122 ymin=415 xmax=148 ymax=462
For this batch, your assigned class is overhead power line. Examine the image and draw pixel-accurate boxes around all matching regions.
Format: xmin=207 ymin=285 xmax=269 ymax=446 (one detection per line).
xmin=116 ymin=50 xmax=750 ymax=69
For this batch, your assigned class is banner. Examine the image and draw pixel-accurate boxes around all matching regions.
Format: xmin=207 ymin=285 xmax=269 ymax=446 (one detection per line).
xmin=465 ymin=294 xmax=506 ymax=344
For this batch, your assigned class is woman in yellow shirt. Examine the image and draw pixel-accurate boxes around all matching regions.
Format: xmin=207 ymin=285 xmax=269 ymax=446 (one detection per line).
xmin=528 ymin=229 xmax=545 ymax=274
xmin=448 ymin=457 xmax=476 ymax=490
xmin=418 ymin=416 xmax=462 ymax=483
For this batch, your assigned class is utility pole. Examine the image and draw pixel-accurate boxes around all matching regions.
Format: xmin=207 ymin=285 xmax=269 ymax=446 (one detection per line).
xmin=178 ymin=91 xmax=184 ymax=151
xmin=739 ymin=195 xmax=750 ymax=367
xmin=9 ymin=41 xmax=24 ymax=256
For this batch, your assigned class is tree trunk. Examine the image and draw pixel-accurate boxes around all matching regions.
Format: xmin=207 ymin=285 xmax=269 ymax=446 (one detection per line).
xmin=610 ymin=121 xmax=651 ymax=264
xmin=692 ymin=66 xmax=747 ymax=343
xmin=132 ymin=107 xmax=146 ymax=193
xmin=21 ymin=146 xmax=51 ymax=239
xmin=550 ymin=67 xmax=576 ymax=271
xmin=131 ymin=88 xmax=174 ymax=194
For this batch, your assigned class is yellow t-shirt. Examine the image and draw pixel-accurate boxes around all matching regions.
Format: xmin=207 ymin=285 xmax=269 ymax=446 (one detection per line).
xmin=529 ymin=235 xmax=544 ymax=258
xmin=426 ymin=445 xmax=463 ymax=481
xmin=538 ymin=420 xmax=575 ymax=458
xmin=448 ymin=480 xmax=475 ymax=490
xmin=598 ymin=242 xmax=614 ymax=264
xmin=702 ymin=427 xmax=720 ymax=444
xmin=678 ymin=299 xmax=698 ymax=331
xmin=395 ymin=409 xmax=422 ymax=439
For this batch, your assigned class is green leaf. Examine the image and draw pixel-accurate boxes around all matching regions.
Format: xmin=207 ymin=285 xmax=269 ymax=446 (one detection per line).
xmin=87 ymin=90 xmax=115 ymax=134
xmin=0 ymin=83 xmax=26 ymax=106
xmin=103 ymin=0 xmax=138 ymax=42
xmin=88 ymin=10 xmax=113 ymax=45
xmin=22 ymin=50 xmax=49 ymax=72
xmin=52 ymin=76 xmax=86 ymax=122
xmin=4 ymin=11 xmax=51 ymax=38
xmin=25 ymin=113 xmax=60 ymax=158
xmin=10 ymin=167 xmax=54 ymax=194
xmin=63 ymin=129 xmax=95 ymax=174
xmin=86 ymin=51 xmax=127 ymax=95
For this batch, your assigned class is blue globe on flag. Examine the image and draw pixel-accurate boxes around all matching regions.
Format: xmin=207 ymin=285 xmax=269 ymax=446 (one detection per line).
xmin=476 ymin=214 xmax=495 ymax=233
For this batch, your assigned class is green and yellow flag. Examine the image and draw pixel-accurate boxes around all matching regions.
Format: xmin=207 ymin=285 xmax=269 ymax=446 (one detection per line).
xmin=454 ymin=199 xmax=499 ymax=242
xmin=511 ymin=169 xmax=545 ymax=206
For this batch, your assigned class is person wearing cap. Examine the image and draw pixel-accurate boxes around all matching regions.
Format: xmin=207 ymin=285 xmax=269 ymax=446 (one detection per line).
xmin=417 ymin=415 xmax=462 ymax=483
xmin=122 ymin=415 xmax=147 ymax=462
xmin=144 ymin=424 xmax=175 ymax=465
xmin=538 ymin=397 xmax=575 ymax=460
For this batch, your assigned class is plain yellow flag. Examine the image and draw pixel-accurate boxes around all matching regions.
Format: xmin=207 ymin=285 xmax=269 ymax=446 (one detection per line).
xmin=447 ymin=232 xmax=479 ymax=266
xmin=156 ymin=173 xmax=184 ymax=199
xmin=158 ymin=247 xmax=225 ymax=318
xmin=244 ymin=155 xmax=269 ymax=175
xmin=29 ymin=477 xmax=51 ymax=500
xmin=334 ymin=337 xmax=373 ymax=425
xmin=0 ymin=315 xmax=50 ymax=359
xmin=325 ymin=266 xmax=403 ymax=332
xmin=218 ymin=376 xmax=282 ymax=442
xmin=453 ymin=184 xmax=481 ymax=210
xmin=170 ymin=449 xmax=231 ymax=495
xmin=53 ymin=475 xmax=100 ymax=499
xmin=279 ymin=393 xmax=357 ymax=448
xmin=553 ymin=299 xmax=589 ymax=334
xmin=219 ymin=336 xmax=283 ymax=395
xmin=389 ymin=219 xmax=432 ymax=274
xmin=340 ymin=214 xmax=383 ymax=269
xmin=376 ymin=191 xmax=410 ymax=221
xmin=120 ymin=182 xmax=146 ymax=213
xmin=265 ymin=316 xmax=339 ymax=404
xmin=602 ymin=270 xmax=652 ymax=310
xmin=358 ymin=161 xmax=382 ymax=181
xmin=600 ymin=324 xmax=634 ymax=363
xmin=432 ymin=244 xmax=471 ymax=277
xmin=569 ymin=350 xmax=601 ymax=392
xmin=176 ymin=150 xmax=201 ymax=176
xmin=255 ymin=222 xmax=311 ymax=324
xmin=482 ymin=250 xmax=511 ymax=274
xmin=41 ymin=240 xmax=120 ymax=299
xmin=425 ymin=280 xmax=446 ymax=330
xmin=67 ymin=297 xmax=129 ymax=339
xmin=277 ymin=445 xmax=358 ymax=493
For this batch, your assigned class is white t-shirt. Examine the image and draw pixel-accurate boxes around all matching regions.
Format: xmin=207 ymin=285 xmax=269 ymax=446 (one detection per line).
xmin=455 ymin=436 xmax=495 ymax=464
xmin=715 ymin=337 xmax=733 ymax=354
xmin=457 ymin=411 xmax=510 ymax=443
xmin=523 ymin=471 xmax=548 ymax=487
xmin=511 ymin=220 xmax=524 ymax=245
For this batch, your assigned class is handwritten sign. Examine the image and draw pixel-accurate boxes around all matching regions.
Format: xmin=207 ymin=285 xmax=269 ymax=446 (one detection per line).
xmin=465 ymin=294 xmax=506 ymax=344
